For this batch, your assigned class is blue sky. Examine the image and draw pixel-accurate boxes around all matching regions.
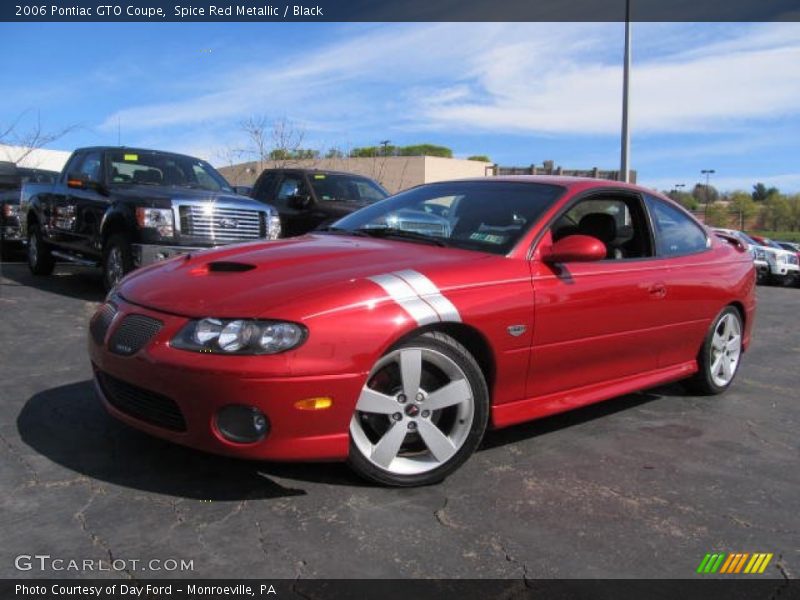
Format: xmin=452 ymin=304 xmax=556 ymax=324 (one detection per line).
xmin=1 ymin=22 xmax=799 ymax=192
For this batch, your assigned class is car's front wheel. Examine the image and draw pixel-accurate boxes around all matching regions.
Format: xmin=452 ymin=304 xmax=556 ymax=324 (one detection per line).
xmin=685 ymin=306 xmax=743 ymax=395
xmin=348 ymin=332 xmax=489 ymax=487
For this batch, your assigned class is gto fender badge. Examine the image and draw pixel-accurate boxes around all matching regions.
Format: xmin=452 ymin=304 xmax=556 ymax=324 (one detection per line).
xmin=507 ymin=325 xmax=526 ymax=337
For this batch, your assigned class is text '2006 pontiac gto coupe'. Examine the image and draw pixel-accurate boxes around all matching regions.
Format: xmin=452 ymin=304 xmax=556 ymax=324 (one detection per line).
xmin=89 ymin=177 xmax=755 ymax=486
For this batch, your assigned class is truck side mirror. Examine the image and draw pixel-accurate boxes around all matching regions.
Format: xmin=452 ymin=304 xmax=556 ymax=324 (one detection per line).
xmin=66 ymin=173 xmax=109 ymax=196
xmin=289 ymin=194 xmax=313 ymax=210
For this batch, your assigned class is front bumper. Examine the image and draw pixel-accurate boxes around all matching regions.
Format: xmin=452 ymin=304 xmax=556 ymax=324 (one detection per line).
xmin=132 ymin=243 xmax=209 ymax=267
xmin=89 ymin=297 xmax=362 ymax=461
xmin=768 ymin=262 xmax=799 ymax=277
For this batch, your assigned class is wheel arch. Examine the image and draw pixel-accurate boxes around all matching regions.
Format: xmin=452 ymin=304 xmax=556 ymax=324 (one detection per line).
xmin=100 ymin=210 xmax=129 ymax=247
xmin=390 ymin=322 xmax=496 ymax=397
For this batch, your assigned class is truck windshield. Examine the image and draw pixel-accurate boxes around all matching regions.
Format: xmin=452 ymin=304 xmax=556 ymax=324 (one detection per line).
xmin=107 ymin=151 xmax=233 ymax=192
xmin=308 ymin=173 xmax=388 ymax=203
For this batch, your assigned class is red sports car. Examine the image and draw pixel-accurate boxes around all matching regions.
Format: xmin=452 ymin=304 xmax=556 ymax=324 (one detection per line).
xmin=89 ymin=177 xmax=756 ymax=486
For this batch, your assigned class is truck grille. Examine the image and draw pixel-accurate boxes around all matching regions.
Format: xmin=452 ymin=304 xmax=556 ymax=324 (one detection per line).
xmin=96 ymin=370 xmax=186 ymax=432
xmin=179 ymin=205 xmax=265 ymax=243
xmin=108 ymin=314 xmax=163 ymax=356
xmin=788 ymin=254 xmax=799 ymax=266
xmin=90 ymin=302 xmax=117 ymax=345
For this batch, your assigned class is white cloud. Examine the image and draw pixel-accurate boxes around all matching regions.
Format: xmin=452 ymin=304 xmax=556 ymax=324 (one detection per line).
xmin=99 ymin=22 xmax=800 ymax=143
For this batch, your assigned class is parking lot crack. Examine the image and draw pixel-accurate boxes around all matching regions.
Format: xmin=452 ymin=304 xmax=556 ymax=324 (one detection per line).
xmin=434 ymin=496 xmax=460 ymax=529
xmin=74 ymin=487 xmax=134 ymax=580
xmin=492 ymin=538 xmax=531 ymax=585
xmin=0 ymin=431 xmax=39 ymax=486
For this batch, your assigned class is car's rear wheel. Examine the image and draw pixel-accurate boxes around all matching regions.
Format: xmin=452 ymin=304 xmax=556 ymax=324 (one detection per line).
xmin=685 ymin=306 xmax=743 ymax=395
xmin=103 ymin=233 xmax=133 ymax=292
xmin=27 ymin=224 xmax=55 ymax=275
xmin=348 ymin=332 xmax=489 ymax=487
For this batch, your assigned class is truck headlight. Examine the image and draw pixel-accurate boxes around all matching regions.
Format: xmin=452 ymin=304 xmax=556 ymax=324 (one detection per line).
xmin=2 ymin=203 xmax=19 ymax=218
xmin=135 ymin=207 xmax=174 ymax=238
xmin=267 ymin=214 xmax=281 ymax=240
xmin=172 ymin=318 xmax=306 ymax=354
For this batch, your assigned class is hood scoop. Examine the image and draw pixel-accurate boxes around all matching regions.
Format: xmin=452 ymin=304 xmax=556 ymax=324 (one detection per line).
xmin=207 ymin=261 xmax=257 ymax=273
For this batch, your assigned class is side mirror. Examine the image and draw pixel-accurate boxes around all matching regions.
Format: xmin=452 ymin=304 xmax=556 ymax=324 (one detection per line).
xmin=542 ymin=234 xmax=606 ymax=263
xmin=66 ymin=173 xmax=108 ymax=195
xmin=233 ymin=185 xmax=252 ymax=197
xmin=289 ymin=194 xmax=313 ymax=210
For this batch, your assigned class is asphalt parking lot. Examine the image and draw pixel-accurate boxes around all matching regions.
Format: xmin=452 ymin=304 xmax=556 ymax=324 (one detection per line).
xmin=0 ymin=260 xmax=797 ymax=581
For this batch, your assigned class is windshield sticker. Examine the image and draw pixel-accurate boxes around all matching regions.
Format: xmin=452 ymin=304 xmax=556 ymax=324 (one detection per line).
xmin=469 ymin=232 xmax=508 ymax=244
xmin=313 ymin=174 xmax=326 ymax=179
xmin=123 ymin=154 xmax=139 ymax=161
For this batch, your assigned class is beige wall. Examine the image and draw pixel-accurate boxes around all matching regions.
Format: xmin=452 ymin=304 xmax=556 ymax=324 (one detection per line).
xmin=218 ymin=155 xmax=493 ymax=194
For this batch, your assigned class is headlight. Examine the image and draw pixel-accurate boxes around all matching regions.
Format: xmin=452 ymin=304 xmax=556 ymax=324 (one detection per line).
xmin=135 ymin=207 xmax=174 ymax=238
xmin=172 ymin=318 xmax=306 ymax=355
xmin=2 ymin=203 xmax=19 ymax=218
xmin=777 ymin=254 xmax=787 ymax=264
xmin=267 ymin=214 xmax=281 ymax=239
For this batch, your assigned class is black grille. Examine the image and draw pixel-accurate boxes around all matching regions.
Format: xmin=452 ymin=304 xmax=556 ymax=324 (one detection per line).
xmin=108 ymin=314 xmax=163 ymax=356
xmin=97 ymin=370 xmax=187 ymax=432
xmin=89 ymin=303 xmax=117 ymax=345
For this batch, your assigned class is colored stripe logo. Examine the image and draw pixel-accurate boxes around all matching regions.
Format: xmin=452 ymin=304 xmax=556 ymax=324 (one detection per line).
xmin=368 ymin=270 xmax=461 ymax=326
xmin=697 ymin=552 xmax=773 ymax=574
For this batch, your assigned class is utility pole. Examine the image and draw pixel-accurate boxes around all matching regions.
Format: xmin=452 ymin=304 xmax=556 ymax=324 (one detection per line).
xmin=701 ymin=169 xmax=715 ymax=221
xmin=619 ymin=0 xmax=631 ymax=183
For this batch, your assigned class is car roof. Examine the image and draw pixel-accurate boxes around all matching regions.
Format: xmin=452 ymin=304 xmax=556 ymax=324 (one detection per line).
xmin=76 ymin=146 xmax=206 ymax=161
xmin=424 ymin=174 xmax=655 ymax=193
xmin=261 ymin=168 xmax=376 ymax=178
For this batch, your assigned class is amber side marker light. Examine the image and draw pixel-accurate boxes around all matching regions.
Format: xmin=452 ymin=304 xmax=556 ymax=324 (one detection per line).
xmin=294 ymin=397 xmax=333 ymax=411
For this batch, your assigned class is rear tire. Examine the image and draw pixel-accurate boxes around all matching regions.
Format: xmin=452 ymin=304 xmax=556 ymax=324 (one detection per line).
xmin=685 ymin=306 xmax=743 ymax=395
xmin=27 ymin=224 xmax=55 ymax=275
xmin=102 ymin=233 xmax=134 ymax=292
xmin=347 ymin=332 xmax=489 ymax=487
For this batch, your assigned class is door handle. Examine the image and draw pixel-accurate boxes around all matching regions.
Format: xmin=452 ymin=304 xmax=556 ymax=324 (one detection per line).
xmin=648 ymin=283 xmax=667 ymax=299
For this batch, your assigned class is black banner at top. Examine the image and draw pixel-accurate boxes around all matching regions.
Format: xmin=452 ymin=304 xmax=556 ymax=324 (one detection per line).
xmin=3 ymin=0 xmax=800 ymax=22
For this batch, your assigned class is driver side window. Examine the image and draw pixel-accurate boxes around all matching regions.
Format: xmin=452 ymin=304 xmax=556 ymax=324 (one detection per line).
xmin=276 ymin=176 xmax=307 ymax=207
xmin=551 ymin=195 xmax=653 ymax=260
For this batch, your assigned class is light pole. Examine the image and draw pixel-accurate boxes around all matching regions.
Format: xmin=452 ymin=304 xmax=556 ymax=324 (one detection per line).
xmin=380 ymin=140 xmax=392 ymax=156
xmin=701 ymin=169 xmax=715 ymax=221
xmin=619 ymin=0 xmax=631 ymax=183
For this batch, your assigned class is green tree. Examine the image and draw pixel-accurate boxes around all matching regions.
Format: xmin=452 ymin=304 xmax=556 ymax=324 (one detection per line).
xmin=704 ymin=202 xmax=729 ymax=228
xmin=762 ymin=194 xmax=792 ymax=230
xmin=268 ymin=148 xmax=319 ymax=160
xmin=325 ymin=147 xmax=345 ymax=159
xmin=692 ymin=182 xmax=719 ymax=205
xmin=752 ymin=182 xmax=779 ymax=202
xmin=399 ymin=144 xmax=453 ymax=158
xmin=727 ymin=190 xmax=759 ymax=229
xmin=666 ymin=190 xmax=698 ymax=210
xmin=467 ymin=155 xmax=492 ymax=162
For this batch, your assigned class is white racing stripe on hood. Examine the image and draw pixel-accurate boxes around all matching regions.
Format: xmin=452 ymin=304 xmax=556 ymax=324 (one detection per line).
xmin=368 ymin=270 xmax=461 ymax=326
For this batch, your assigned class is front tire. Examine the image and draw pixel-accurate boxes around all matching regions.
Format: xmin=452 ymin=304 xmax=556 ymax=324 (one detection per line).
xmin=348 ymin=332 xmax=489 ymax=487
xmin=102 ymin=233 xmax=134 ymax=292
xmin=27 ymin=224 xmax=55 ymax=275
xmin=685 ymin=306 xmax=743 ymax=395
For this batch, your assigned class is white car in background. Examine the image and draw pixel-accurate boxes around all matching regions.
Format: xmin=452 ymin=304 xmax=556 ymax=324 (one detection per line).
xmin=753 ymin=236 xmax=800 ymax=286
xmin=713 ymin=228 xmax=771 ymax=284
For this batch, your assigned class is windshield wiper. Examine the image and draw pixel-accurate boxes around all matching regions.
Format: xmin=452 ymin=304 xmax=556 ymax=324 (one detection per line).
xmin=356 ymin=226 xmax=449 ymax=247
xmin=315 ymin=226 xmax=372 ymax=237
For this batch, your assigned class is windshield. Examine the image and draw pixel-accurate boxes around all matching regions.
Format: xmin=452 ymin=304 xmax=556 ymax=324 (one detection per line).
xmin=330 ymin=181 xmax=564 ymax=255
xmin=308 ymin=173 xmax=387 ymax=203
xmin=107 ymin=150 xmax=233 ymax=192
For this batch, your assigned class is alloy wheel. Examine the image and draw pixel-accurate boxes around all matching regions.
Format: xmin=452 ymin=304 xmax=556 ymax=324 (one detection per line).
xmin=708 ymin=312 xmax=742 ymax=387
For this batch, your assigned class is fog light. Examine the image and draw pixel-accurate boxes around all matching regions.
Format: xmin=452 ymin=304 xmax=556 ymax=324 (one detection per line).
xmin=215 ymin=405 xmax=269 ymax=443
xmin=294 ymin=397 xmax=333 ymax=411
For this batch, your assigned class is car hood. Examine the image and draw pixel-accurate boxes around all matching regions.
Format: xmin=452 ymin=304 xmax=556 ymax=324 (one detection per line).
xmin=119 ymin=234 xmax=494 ymax=319
xmin=110 ymin=185 xmax=269 ymax=211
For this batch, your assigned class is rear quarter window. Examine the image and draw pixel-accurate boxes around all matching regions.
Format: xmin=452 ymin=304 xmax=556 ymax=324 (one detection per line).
xmin=645 ymin=194 xmax=709 ymax=257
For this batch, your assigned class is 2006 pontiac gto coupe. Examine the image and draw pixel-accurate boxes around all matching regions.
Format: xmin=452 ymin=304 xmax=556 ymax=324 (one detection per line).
xmin=89 ymin=177 xmax=755 ymax=486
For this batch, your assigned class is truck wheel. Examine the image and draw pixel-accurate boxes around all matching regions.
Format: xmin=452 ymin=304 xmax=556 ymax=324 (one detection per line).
xmin=27 ymin=224 xmax=55 ymax=276
xmin=103 ymin=233 xmax=133 ymax=291
xmin=685 ymin=306 xmax=743 ymax=395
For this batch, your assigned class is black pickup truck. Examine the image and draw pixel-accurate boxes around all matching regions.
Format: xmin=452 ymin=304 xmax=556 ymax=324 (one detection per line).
xmin=21 ymin=147 xmax=281 ymax=290
xmin=249 ymin=168 xmax=388 ymax=237
xmin=1 ymin=161 xmax=58 ymax=251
